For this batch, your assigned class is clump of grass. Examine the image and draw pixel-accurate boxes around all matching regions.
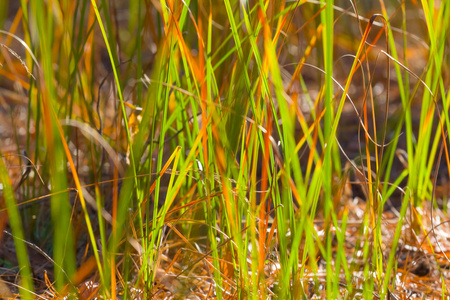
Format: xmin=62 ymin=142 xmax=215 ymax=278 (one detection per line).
xmin=0 ymin=0 xmax=449 ymax=299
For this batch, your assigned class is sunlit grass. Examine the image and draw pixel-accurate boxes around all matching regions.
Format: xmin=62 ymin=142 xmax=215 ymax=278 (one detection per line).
xmin=0 ymin=0 xmax=449 ymax=299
